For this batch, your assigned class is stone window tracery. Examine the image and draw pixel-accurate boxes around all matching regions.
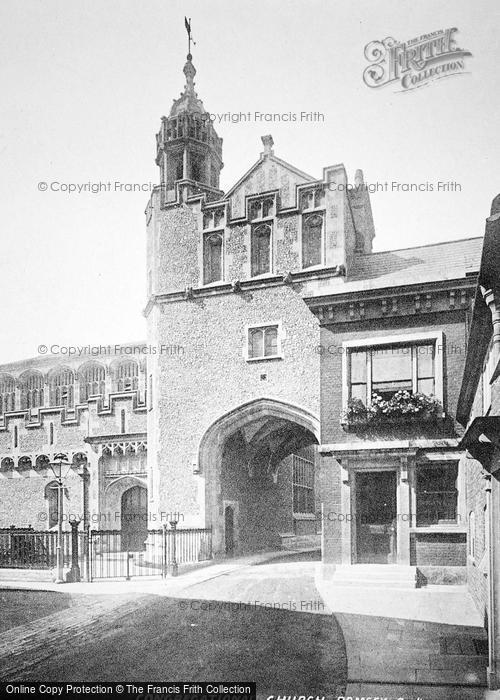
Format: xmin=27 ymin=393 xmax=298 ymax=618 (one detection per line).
xmin=80 ymin=363 xmax=106 ymax=402
xmin=0 ymin=374 xmax=15 ymax=414
xmin=20 ymin=371 xmax=44 ymax=410
xmin=249 ymin=197 xmax=274 ymax=221
xmin=50 ymin=368 xmax=75 ymax=408
xmin=117 ymin=361 xmax=139 ymax=392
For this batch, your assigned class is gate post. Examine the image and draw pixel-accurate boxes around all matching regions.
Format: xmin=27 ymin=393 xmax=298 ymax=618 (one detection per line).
xmin=162 ymin=524 xmax=168 ymax=578
xmin=169 ymin=520 xmax=178 ymax=577
xmin=84 ymin=524 xmax=91 ymax=582
xmin=126 ymin=551 xmax=131 ymax=580
xmin=67 ymin=520 xmax=81 ymax=582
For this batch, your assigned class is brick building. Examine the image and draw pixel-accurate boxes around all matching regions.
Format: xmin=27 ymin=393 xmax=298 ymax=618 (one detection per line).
xmin=0 ymin=50 xmax=489 ymax=590
xmin=457 ymin=195 xmax=500 ymax=689
xmin=308 ymin=237 xmax=482 ymax=586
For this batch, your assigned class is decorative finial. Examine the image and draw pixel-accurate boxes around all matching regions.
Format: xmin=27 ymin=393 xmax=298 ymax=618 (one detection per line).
xmin=183 ymin=56 xmax=197 ymax=95
xmin=184 ymin=17 xmax=196 ymax=57
xmin=182 ymin=18 xmax=197 ymax=96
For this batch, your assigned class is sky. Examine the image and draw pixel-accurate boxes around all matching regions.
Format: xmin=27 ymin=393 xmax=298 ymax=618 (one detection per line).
xmin=0 ymin=0 xmax=498 ymax=364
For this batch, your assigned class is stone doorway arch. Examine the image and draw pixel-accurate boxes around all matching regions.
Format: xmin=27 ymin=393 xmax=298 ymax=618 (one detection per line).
xmin=198 ymin=398 xmax=320 ymax=555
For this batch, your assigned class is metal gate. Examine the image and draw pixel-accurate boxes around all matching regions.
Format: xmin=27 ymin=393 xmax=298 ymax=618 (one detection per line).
xmin=88 ymin=526 xmax=212 ymax=581
xmin=0 ymin=525 xmax=212 ymax=581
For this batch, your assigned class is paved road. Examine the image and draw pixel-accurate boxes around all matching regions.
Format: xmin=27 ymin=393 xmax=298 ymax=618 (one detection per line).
xmin=1 ymin=552 xmax=347 ymax=699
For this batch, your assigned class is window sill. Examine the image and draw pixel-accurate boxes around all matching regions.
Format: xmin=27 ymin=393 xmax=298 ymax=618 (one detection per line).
xmin=250 ymin=215 xmax=274 ymax=223
xmin=293 ymin=513 xmax=316 ymax=520
xmin=301 ymin=206 xmax=324 ymax=213
xmin=246 ymin=355 xmax=283 ymax=363
xmin=341 ymin=414 xmax=445 ymax=431
xmin=301 ymin=263 xmax=325 ymax=272
xmin=249 ymin=272 xmax=275 ymax=281
xmin=202 ymin=280 xmax=227 ymax=288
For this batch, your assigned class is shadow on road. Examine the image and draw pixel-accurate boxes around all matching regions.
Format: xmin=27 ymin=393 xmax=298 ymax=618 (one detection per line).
xmin=252 ymin=549 xmax=321 ymax=565
xmin=13 ymin=592 xmax=347 ymax=698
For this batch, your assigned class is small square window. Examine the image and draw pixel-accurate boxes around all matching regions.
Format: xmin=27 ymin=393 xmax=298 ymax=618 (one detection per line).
xmin=300 ymin=188 xmax=324 ymax=212
xmin=247 ymin=325 xmax=280 ymax=360
xmin=203 ymin=209 xmax=225 ymax=230
xmin=249 ymin=197 xmax=275 ymax=221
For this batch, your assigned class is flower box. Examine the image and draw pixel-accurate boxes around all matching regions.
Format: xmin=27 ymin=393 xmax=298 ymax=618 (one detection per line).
xmin=341 ymin=391 xmax=443 ymax=429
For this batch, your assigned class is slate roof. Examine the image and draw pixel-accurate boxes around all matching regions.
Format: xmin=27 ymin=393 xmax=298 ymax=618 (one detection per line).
xmin=305 ymin=236 xmax=483 ymax=299
xmin=352 ymin=236 xmax=481 ymax=280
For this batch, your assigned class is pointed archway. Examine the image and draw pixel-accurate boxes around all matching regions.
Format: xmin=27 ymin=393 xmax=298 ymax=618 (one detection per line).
xmin=198 ymin=398 xmax=320 ymax=555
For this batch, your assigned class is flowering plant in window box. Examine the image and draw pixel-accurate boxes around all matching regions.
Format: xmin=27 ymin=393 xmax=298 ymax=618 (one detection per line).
xmin=341 ymin=398 xmax=374 ymax=425
xmin=370 ymin=390 xmax=441 ymax=422
xmin=341 ymin=391 xmax=442 ymax=427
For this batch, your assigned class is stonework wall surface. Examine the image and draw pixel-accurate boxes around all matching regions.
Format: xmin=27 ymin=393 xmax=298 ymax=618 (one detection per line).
xmin=0 ymin=469 xmax=84 ymax=529
xmin=156 ymin=204 xmax=200 ymax=293
xmin=148 ymin=285 xmax=320 ymax=525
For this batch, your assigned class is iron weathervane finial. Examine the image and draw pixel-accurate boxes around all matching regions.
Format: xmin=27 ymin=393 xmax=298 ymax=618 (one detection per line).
xmin=184 ymin=16 xmax=196 ymax=58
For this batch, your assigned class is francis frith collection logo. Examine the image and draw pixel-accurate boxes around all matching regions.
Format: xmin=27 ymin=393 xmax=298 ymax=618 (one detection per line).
xmin=363 ymin=28 xmax=472 ymax=91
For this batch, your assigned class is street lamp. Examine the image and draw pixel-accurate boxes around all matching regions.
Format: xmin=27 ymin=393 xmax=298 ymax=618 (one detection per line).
xmin=48 ymin=452 xmax=73 ymax=584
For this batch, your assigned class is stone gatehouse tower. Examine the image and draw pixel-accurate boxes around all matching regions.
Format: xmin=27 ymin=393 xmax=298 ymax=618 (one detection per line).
xmin=145 ymin=52 xmax=376 ymax=555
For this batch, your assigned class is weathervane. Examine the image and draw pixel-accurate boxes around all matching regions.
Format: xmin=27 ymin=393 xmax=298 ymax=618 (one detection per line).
xmin=184 ymin=17 xmax=196 ymax=57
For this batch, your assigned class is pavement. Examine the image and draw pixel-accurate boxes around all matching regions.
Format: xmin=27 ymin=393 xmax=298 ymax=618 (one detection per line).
xmin=315 ymin=569 xmax=490 ymax=699
xmin=0 ymin=550 xmax=494 ymax=699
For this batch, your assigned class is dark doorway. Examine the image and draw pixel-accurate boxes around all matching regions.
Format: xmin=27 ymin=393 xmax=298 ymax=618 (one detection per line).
xmin=356 ymin=471 xmax=397 ymax=564
xmin=224 ymin=505 xmax=235 ymax=556
xmin=121 ymin=486 xmax=147 ymax=551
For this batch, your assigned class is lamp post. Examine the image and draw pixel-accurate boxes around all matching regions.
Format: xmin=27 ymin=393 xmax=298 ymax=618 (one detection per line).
xmin=49 ymin=453 xmax=72 ymax=584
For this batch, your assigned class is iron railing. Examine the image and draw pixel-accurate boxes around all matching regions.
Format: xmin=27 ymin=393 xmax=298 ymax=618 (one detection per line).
xmin=0 ymin=527 xmax=74 ymax=569
xmin=88 ymin=526 xmax=213 ymax=581
xmin=0 ymin=525 xmax=212 ymax=580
